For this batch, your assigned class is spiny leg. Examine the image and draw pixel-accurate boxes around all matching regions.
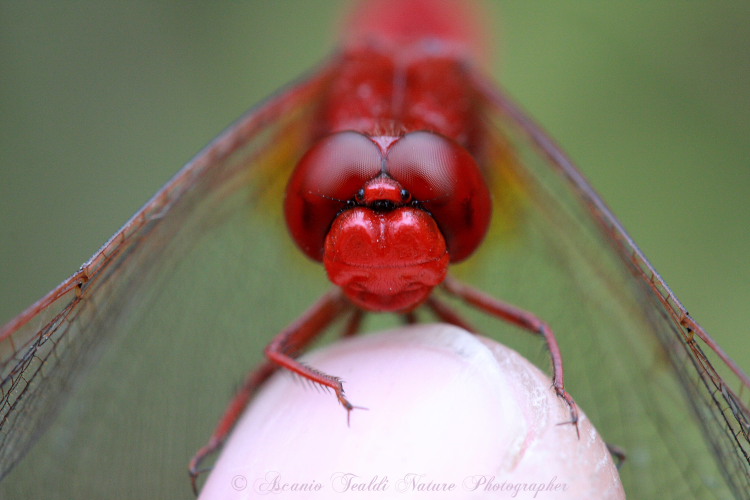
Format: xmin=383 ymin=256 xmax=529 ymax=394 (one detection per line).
xmin=190 ymin=289 xmax=353 ymax=493
xmin=265 ymin=289 xmax=361 ymax=415
xmin=441 ymin=276 xmax=579 ymax=433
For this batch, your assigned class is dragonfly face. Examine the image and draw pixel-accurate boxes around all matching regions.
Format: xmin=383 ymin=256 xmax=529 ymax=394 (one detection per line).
xmin=285 ymin=130 xmax=491 ymax=312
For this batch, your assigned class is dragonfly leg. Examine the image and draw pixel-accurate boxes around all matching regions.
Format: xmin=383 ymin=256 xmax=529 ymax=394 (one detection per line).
xmin=424 ymin=296 xmax=476 ymax=332
xmin=401 ymin=310 xmax=419 ymax=324
xmin=265 ymin=289 xmax=362 ymax=414
xmin=606 ymin=442 xmax=627 ymax=470
xmin=189 ymin=289 xmax=353 ymax=494
xmin=189 ymin=360 xmax=278 ymax=494
xmin=441 ymin=276 xmax=579 ymax=434
xmin=341 ymin=308 xmax=364 ymax=337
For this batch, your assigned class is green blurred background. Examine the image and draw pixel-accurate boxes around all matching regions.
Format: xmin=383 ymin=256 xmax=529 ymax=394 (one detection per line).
xmin=2 ymin=1 xmax=747 ymax=370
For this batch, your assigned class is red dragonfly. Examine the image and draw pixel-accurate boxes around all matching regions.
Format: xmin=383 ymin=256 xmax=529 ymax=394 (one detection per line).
xmin=1 ymin=1 xmax=749 ymax=499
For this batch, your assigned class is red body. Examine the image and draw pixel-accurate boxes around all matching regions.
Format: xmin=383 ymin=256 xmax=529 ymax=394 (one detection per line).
xmin=284 ymin=0 xmax=492 ymax=312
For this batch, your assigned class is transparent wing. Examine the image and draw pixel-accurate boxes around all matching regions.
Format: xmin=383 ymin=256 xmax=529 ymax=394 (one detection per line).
xmin=458 ymin=73 xmax=750 ymax=499
xmin=0 ymin=63 xmax=337 ymax=498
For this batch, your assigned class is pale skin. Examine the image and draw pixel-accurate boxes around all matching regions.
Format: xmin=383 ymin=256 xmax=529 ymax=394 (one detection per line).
xmin=198 ymin=324 xmax=624 ymax=500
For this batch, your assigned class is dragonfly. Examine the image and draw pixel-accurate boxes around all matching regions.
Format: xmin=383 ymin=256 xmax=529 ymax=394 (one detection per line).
xmin=1 ymin=1 xmax=749 ymax=499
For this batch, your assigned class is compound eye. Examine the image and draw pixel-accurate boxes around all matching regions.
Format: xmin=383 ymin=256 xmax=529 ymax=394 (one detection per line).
xmin=387 ymin=131 xmax=492 ymax=262
xmin=285 ymin=131 xmax=382 ymax=261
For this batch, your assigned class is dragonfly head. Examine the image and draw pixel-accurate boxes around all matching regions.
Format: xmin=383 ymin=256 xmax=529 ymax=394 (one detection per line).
xmin=323 ymin=205 xmax=450 ymax=312
xmin=285 ymin=130 xmax=491 ymax=312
